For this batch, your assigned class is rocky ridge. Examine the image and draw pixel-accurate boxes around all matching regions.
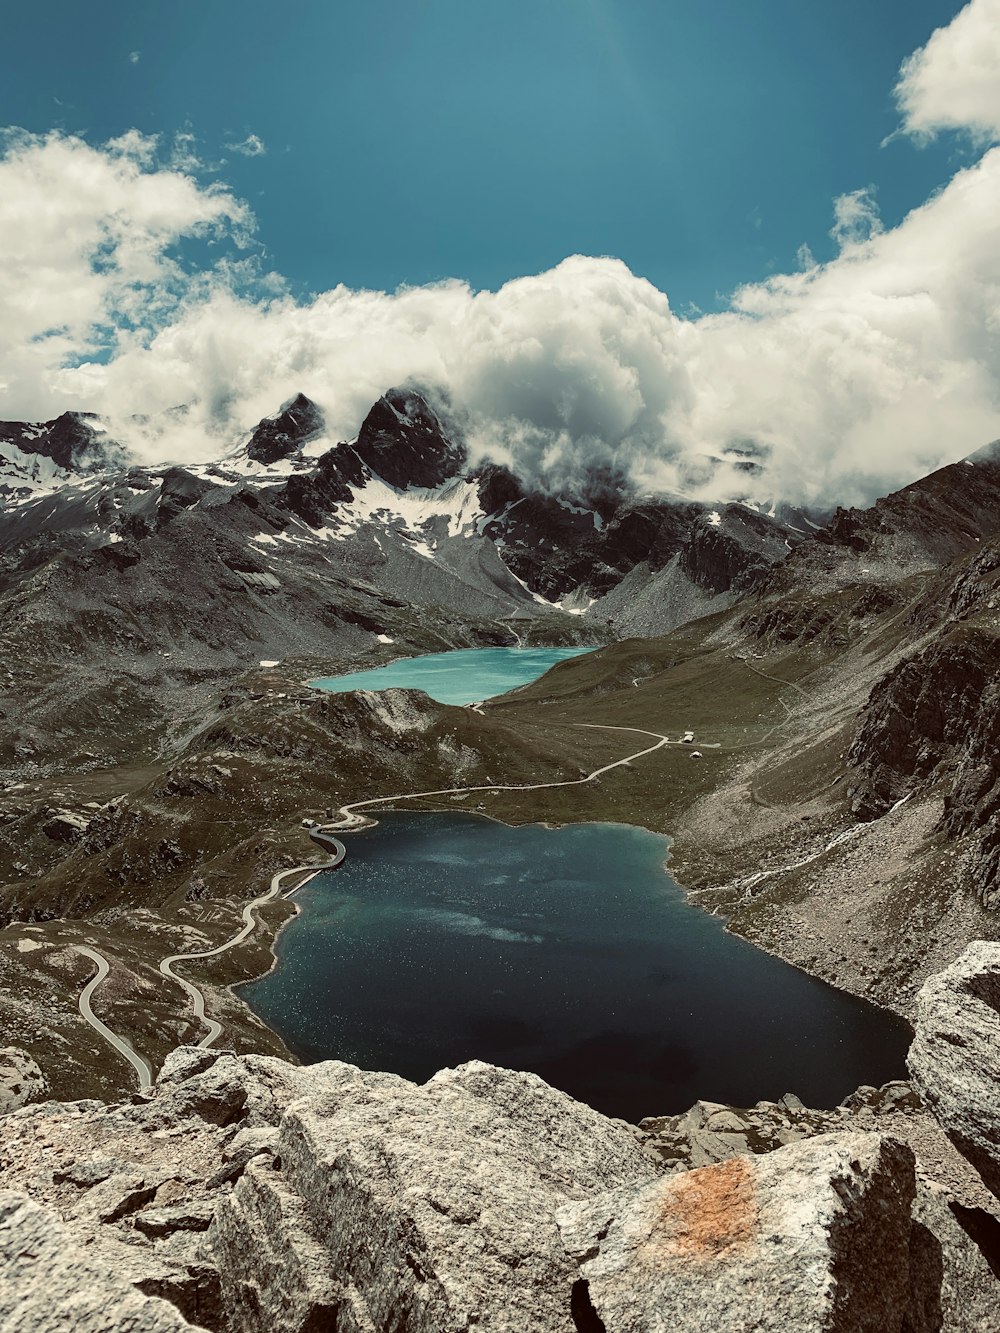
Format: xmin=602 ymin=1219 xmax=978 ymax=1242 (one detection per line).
xmin=2 ymin=942 xmax=1000 ymax=1331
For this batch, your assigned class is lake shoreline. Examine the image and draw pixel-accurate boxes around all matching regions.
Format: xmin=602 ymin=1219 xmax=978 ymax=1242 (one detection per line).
xmin=237 ymin=809 xmax=913 ymax=1121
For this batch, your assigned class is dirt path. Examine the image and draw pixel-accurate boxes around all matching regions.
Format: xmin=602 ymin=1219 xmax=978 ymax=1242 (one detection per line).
xmin=329 ymin=722 xmax=675 ymax=829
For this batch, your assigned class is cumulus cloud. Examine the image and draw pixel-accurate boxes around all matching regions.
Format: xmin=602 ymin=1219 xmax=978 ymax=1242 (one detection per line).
xmin=91 ymin=152 xmax=1000 ymax=509
xmin=0 ymin=129 xmax=250 ymax=422
xmin=128 ymin=50 xmax=141 ymax=65
xmin=226 ymin=133 xmax=266 ymax=158
xmin=3 ymin=7 xmax=1000 ymax=509
xmin=895 ymin=0 xmax=1000 ymax=143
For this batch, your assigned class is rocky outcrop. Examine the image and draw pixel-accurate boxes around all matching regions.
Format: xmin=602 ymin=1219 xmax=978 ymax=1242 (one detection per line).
xmin=210 ymin=1060 xmax=657 ymax=1332
xmin=679 ymin=504 xmax=798 ymax=596
xmin=847 ymin=624 xmax=1000 ymax=904
xmin=1 ymin=1031 xmax=999 ymax=1332
xmin=280 ymin=436 xmax=366 ymax=526
xmin=908 ymin=941 xmax=1000 ymax=1200
xmin=40 ymin=808 xmax=89 ymax=842
xmin=848 ymin=628 xmax=1000 ymax=819
xmin=815 ymin=443 xmax=1000 ymax=569
xmin=354 ymin=388 xmax=465 ymax=491
xmin=559 ymin=1133 xmax=917 ymax=1333
xmin=0 ymin=411 xmax=126 ymax=473
xmin=638 ymin=1082 xmax=920 ymax=1171
xmin=0 ymin=1047 xmax=46 ymax=1113
xmin=0 ymin=1192 xmax=193 ymax=1331
xmin=245 ymin=394 xmax=325 ymax=466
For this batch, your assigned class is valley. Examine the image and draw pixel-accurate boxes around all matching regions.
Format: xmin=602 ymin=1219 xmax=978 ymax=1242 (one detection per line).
xmin=2 ymin=387 xmax=1000 ymax=1111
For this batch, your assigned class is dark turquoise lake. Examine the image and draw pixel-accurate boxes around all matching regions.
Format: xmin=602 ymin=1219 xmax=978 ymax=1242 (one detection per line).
xmin=241 ymin=813 xmax=912 ymax=1121
xmin=310 ymin=645 xmax=595 ymax=706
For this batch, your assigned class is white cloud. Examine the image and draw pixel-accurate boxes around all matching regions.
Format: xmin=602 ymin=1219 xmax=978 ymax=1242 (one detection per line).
xmin=829 ymin=186 xmax=883 ymax=250
xmin=128 ymin=50 xmax=141 ymax=65
xmin=895 ymin=0 xmax=1000 ymax=143
xmin=0 ymin=130 xmax=249 ymax=420
xmin=92 ymin=145 xmax=1000 ymax=508
xmin=226 ymin=133 xmax=266 ymax=158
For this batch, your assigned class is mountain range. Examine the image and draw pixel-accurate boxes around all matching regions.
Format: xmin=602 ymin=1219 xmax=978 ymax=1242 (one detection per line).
xmin=2 ymin=385 xmax=1000 ymax=1108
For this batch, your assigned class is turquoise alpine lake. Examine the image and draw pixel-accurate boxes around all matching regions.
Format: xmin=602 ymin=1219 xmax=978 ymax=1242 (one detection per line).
xmin=310 ymin=645 xmax=596 ymax=705
xmin=241 ymin=813 xmax=912 ymax=1121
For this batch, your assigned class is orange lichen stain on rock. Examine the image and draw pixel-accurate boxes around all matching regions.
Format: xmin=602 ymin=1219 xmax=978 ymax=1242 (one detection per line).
xmin=646 ymin=1155 xmax=759 ymax=1263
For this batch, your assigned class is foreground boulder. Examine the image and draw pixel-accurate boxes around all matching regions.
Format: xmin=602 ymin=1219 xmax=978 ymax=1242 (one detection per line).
xmin=908 ymin=940 xmax=1000 ymax=1199
xmin=559 ymin=1134 xmax=917 ymax=1333
xmin=209 ymin=1060 xmax=659 ymax=1332
xmin=0 ymin=1192 xmax=192 ymax=1332
xmin=0 ymin=1040 xmax=997 ymax=1331
xmin=0 ymin=1047 xmax=47 ymax=1113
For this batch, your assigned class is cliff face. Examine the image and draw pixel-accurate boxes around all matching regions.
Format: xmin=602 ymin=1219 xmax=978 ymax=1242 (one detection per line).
xmin=816 ymin=442 xmax=1000 ymax=569
xmin=245 ymin=395 xmax=326 ymax=466
xmin=5 ymin=942 xmax=1000 ymax=1333
xmin=848 ymin=608 xmax=1000 ymax=907
xmin=848 ymin=626 xmax=1000 ymax=817
xmin=679 ymin=505 xmax=794 ymax=597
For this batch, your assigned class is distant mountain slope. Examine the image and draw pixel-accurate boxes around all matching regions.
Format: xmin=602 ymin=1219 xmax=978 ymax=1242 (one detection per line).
xmin=0 ymin=411 xmax=127 ymax=501
xmin=0 ymin=387 xmax=810 ymax=657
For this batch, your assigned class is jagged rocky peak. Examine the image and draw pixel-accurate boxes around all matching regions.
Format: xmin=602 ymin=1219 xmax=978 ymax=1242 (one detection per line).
xmin=817 ymin=440 xmax=1000 ymax=568
xmin=0 ymin=409 xmax=125 ymax=473
xmin=354 ymin=387 xmax=465 ymax=490
xmin=680 ymin=502 xmax=803 ymax=596
xmin=245 ymin=393 xmax=325 ymax=466
xmin=473 ymin=460 xmax=524 ymax=515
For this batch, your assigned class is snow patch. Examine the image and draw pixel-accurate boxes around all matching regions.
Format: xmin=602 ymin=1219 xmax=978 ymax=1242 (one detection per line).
xmin=556 ymin=589 xmax=596 ymax=616
xmin=555 ymin=498 xmax=603 ymax=531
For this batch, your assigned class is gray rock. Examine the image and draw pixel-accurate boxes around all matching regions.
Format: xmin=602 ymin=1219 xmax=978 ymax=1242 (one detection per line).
xmin=0 ymin=1048 xmax=47 ymax=1114
xmin=72 ymin=1171 xmax=158 ymax=1224
xmin=157 ymin=1045 xmax=234 ymax=1088
xmin=0 ymin=1191 xmax=195 ymax=1331
xmin=75 ymin=1228 xmax=224 ymax=1332
xmin=152 ymin=1046 xmax=408 ymax=1131
xmin=558 ymin=1132 xmax=917 ymax=1333
xmin=2 ymin=1038 xmax=995 ymax=1332
xmin=639 ymin=1091 xmax=845 ymax=1169
xmin=204 ymin=1125 xmax=280 ymax=1189
xmin=907 ymin=1180 xmax=1000 ymax=1333
xmin=210 ymin=1059 xmax=658 ymax=1333
xmin=53 ymin=1156 xmax=134 ymax=1188
xmin=222 ymin=1125 xmax=279 ymax=1162
xmin=908 ymin=940 xmax=1000 ymax=1199
xmin=41 ymin=809 xmax=89 ymax=841
xmin=704 ymin=1108 xmax=749 ymax=1133
xmin=135 ymin=1200 xmax=217 ymax=1237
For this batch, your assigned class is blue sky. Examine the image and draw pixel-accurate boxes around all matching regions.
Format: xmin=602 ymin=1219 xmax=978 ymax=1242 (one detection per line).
xmin=0 ymin=0 xmax=971 ymax=311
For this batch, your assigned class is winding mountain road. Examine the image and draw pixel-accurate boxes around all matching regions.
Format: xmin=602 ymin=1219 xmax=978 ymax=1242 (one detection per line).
xmin=73 ymin=945 xmax=154 ymax=1091
xmin=159 ymin=828 xmax=347 ymax=1049
xmin=72 ymin=830 xmax=346 ymax=1088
